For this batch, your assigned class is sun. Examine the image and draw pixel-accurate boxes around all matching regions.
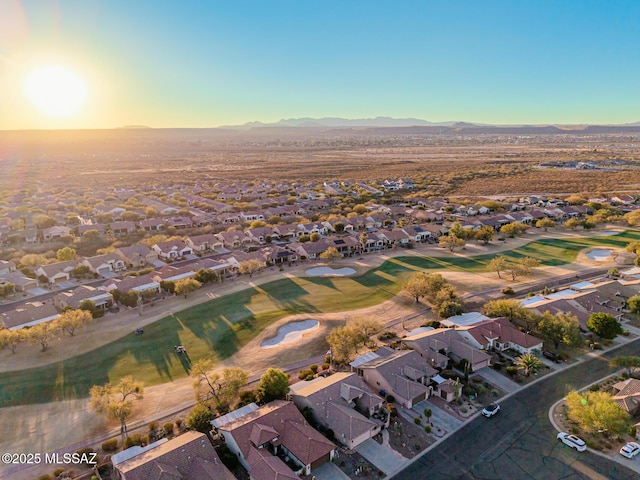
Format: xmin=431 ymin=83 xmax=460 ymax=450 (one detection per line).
xmin=24 ymin=66 xmax=87 ymax=117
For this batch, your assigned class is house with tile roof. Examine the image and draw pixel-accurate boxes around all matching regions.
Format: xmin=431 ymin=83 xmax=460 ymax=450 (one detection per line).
xmin=610 ymin=378 xmax=640 ymax=415
xmin=214 ymin=400 xmax=335 ymax=479
xmin=402 ymin=328 xmax=492 ymax=372
xmin=152 ymin=240 xmax=193 ymax=260
xmin=35 ymin=260 xmax=77 ymax=284
xmin=116 ymin=244 xmax=158 ymax=268
xmin=457 ymin=317 xmax=544 ymax=355
xmin=1 ymin=302 xmax=59 ymax=330
xmin=288 ymin=372 xmax=388 ymax=449
xmin=54 ymin=285 xmax=114 ymax=310
xmin=114 ymin=431 xmax=235 ymax=480
xmin=350 ymin=348 xmax=436 ymax=408
xmin=81 ymin=253 xmax=126 ymax=275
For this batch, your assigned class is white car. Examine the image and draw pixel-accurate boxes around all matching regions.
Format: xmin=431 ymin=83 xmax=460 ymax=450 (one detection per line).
xmin=557 ymin=432 xmax=587 ymax=452
xmin=481 ymin=403 xmax=500 ymax=417
xmin=620 ymin=442 xmax=640 ymax=459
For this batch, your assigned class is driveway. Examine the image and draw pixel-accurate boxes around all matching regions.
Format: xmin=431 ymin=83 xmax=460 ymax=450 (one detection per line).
xmin=412 ymin=398 xmax=463 ymax=433
xmin=312 ymin=461 xmax=352 ymax=480
xmin=355 ymin=438 xmax=408 ymax=474
xmin=475 ymin=367 xmax=521 ymax=393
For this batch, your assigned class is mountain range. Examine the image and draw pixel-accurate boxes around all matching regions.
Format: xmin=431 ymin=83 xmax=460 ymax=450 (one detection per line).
xmin=218 ymin=117 xmax=640 ymax=135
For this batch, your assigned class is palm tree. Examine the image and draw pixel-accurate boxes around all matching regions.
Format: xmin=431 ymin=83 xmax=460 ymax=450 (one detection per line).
xmin=515 ymin=353 xmax=544 ymax=377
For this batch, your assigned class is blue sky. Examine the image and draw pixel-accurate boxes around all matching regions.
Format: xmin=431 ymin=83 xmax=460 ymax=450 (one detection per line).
xmin=1 ymin=0 xmax=639 ymax=128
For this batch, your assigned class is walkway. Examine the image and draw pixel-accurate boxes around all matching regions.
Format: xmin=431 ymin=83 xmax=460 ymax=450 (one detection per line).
xmin=355 ymin=438 xmax=408 ymax=475
xmin=475 ymin=367 xmax=521 ymax=393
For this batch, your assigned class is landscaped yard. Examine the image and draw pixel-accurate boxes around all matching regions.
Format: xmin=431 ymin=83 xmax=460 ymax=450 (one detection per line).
xmin=2 ymin=230 xmax=639 ymax=407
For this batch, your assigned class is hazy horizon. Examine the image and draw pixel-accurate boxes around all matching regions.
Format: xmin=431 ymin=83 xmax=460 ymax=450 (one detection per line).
xmin=2 ymin=1 xmax=640 ymax=130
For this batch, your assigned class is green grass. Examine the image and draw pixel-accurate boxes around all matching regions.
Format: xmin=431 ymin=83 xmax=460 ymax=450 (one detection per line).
xmin=1 ymin=230 xmax=638 ymax=407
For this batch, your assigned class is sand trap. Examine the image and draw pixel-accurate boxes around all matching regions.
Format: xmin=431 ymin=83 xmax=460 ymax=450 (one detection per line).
xmin=306 ymin=266 xmax=356 ymax=276
xmin=261 ymin=319 xmax=320 ymax=348
xmin=594 ymin=230 xmax=621 ymax=236
xmin=586 ymin=249 xmax=613 ymax=261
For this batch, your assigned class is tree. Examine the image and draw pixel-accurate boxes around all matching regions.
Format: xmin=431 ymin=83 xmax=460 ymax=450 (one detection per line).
xmin=256 ymin=368 xmax=290 ymax=403
xmin=90 ymin=376 xmax=144 ymax=445
xmin=334 ymin=222 xmax=345 ymax=233
xmin=609 ymin=356 xmax=640 ymax=377
xmin=0 ymin=329 xmax=24 ymax=354
xmin=484 ymin=299 xmax=529 ymax=322
xmin=57 ymin=309 xmax=92 ymax=336
xmin=432 ymin=284 xmax=461 ymax=315
xmin=174 ymin=278 xmax=201 ymax=298
xmin=190 ymin=360 xmax=248 ymax=413
xmin=359 ymin=232 xmax=369 ymax=251
xmin=448 ymin=222 xmax=466 ymax=239
xmin=319 ymin=246 xmax=342 ymax=263
xmin=488 ymin=256 xmax=507 ymax=279
xmin=28 ymin=320 xmax=59 ymax=352
xmin=515 ymin=353 xmax=544 ymax=377
xmin=564 ymin=218 xmax=582 ymax=230
xmin=474 ymin=226 xmax=495 ymax=245
xmin=351 ymin=317 xmax=383 ymax=339
xmin=195 ymin=269 xmax=220 ymax=284
xmin=71 ymin=264 xmax=91 ymax=279
xmin=587 ymin=312 xmax=623 ymax=340
xmin=439 ymin=235 xmax=465 ymax=252
xmin=628 ymin=295 xmax=640 ymax=317
xmin=536 ymin=311 xmax=583 ymax=351
xmin=0 ymin=283 xmax=15 ymax=298
xmin=186 ymin=403 xmax=215 ymax=433
xmin=160 ymin=280 xmax=176 ymax=294
xmin=536 ymin=218 xmax=556 ymax=231
xmin=238 ymin=258 xmax=266 ymax=278
xmin=403 ymin=273 xmax=430 ymax=303
xmin=566 ymin=390 xmax=629 ymax=436
xmin=33 ymin=214 xmax=56 ymax=229
xmin=500 ymin=222 xmax=527 ymax=238
xmin=506 ymin=257 xmax=540 ymax=281
xmin=56 ymin=247 xmax=76 ymax=261
xmin=326 ymin=326 xmax=365 ymax=364
xmin=249 ymin=220 xmax=267 ymax=229
xmin=438 ymin=300 xmax=464 ymax=319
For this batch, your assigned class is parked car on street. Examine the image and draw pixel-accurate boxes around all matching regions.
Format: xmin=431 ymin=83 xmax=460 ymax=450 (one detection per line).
xmin=620 ymin=442 xmax=640 ymax=459
xmin=557 ymin=432 xmax=586 ymax=452
xmin=481 ymin=403 xmax=500 ymax=417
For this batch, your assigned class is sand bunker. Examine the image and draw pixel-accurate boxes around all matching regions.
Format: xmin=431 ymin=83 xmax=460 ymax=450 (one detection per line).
xmin=260 ymin=319 xmax=320 ymax=348
xmin=585 ymin=249 xmax=613 ymax=261
xmin=305 ymin=266 xmax=356 ymax=276
xmin=594 ymin=230 xmax=621 ymax=236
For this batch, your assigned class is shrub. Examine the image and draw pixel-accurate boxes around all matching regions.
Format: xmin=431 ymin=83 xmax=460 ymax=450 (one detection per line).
xmin=424 ymin=425 xmax=432 ymax=433
xmin=38 ymin=475 xmax=52 ymax=480
xmin=378 ymin=330 xmax=397 ymax=341
xmin=163 ymin=422 xmax=175 ymax=436
xmin=148 ymin=420 xmax=159 ymax=433
xmin=321 ymin=363 xmax=330 ymax=370
xmin=174 ymin=417 xmax=184 ymax=430
xmin=629 ymin=425 xmax=637 ymax=437
xmin=387 ymin=404 xmax=398 ymax=418
xmin=501 ymin=287 xmax=515 ymax=295
xmin=101 ymin=438 xmax=119 ymax=452
xmin=492 ymin=363 xmax=502 ymax=370
xmin=124 ymin=434 xmax=149 ymax=449
xmin=386 ymin=394 xmax=395 ymax=403
xmin=414 ymin=417 xmax=422 ymax=425
xmin=424 ymin=408 xmax=432 ymax=418
xmin=325 ymin=355 xmax=331 ymax=363
xmin=309 ymin=364 xmax=318 ymax=373
xmin=589 ymin=383 xmax=600 ymax=392
xmin=298 ymin=369 xmax=313 ymax=380
xmin=622 ymin=330 xmax=630 ymax=337
xmin=53 ymin=468 xmax=65 ymax=477
xmin=217 ymin=444 xmax=239 ymax=469
xmin=506 ymin=366 xmax=518 ymax=377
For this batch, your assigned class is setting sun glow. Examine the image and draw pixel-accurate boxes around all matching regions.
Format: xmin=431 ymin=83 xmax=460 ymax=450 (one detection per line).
xmin=24 ymin=66 xmax=87 ymax=117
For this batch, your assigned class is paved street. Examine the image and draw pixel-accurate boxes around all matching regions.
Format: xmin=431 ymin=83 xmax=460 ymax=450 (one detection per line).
xmin=389 ymin=337 xmax=640 ymax=480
